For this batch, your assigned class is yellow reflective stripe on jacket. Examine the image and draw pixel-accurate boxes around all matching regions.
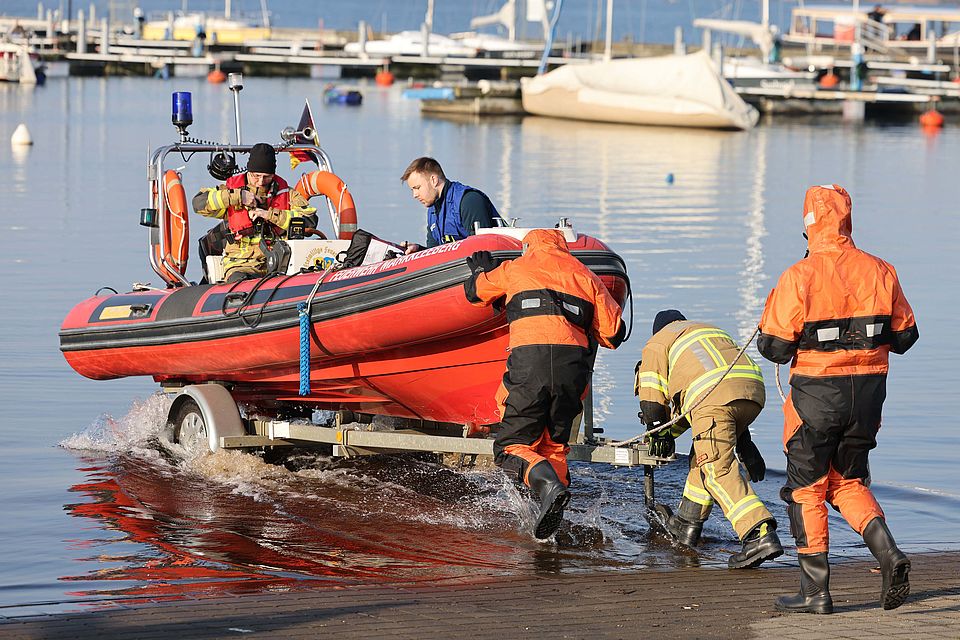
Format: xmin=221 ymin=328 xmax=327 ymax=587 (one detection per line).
xmin=681 ymin=364 xmax=764 ymax=414
xmin=638 ymin=371 xmax=669 ymax=396
xmin=208 ymin=188 xmax=228 ymax=213
xmin=668 ymin=329 xmax=734 ymax=371
xmin=700 ymin=337 xmax=727 ymax=368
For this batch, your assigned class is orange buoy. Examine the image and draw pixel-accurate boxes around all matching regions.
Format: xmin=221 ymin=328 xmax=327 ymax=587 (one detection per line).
xmin=919 ymin=108 xmax=944 ymax=128
xmin=819 ymin=72 xmax=840 ymax=89
xmin=375 ymin=70 xmax=395 ymax=86
xmin=207 ymin=68 xmax=227 ymax=84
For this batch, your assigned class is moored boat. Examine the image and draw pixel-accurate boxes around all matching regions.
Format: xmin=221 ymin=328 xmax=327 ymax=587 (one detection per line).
xmin=521 ymin=50 xmax=759 ymax=130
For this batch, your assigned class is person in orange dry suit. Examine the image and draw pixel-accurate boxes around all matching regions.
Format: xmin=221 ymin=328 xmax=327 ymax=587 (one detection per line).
xmin=464 ymin=229 xmax=626 ymax=539
xmin=758 ymin=184 xmax=918 ymax=614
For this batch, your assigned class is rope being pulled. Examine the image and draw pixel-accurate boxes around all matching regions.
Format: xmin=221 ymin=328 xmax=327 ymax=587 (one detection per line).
xmin=610 ymin=325 xmax=761 ymax=448
xmin=775 ymin=363 xmax=787 ymax=402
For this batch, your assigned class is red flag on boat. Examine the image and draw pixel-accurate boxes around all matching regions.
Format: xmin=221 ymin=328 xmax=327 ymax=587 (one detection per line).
xmin=289 ymin=100 xmax=320 ymax=170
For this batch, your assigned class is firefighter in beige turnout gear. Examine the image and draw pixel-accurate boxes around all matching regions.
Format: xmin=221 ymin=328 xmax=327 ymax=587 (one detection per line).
xmin=636 ymin=310 xmax=783 ymax=569
xmin=193 ymin=143 xmax=317 ymax=282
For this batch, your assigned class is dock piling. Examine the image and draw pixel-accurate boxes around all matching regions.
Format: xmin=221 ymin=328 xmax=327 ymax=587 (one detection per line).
xmin=76 ymin=10 xmax=85 ymax=55
xmin=100 ymin=17 xmax=108 ymax=55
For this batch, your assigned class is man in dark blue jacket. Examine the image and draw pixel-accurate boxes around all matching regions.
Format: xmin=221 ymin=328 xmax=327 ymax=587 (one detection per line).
xmin=400 ymin=157 xmax=503 ymax=253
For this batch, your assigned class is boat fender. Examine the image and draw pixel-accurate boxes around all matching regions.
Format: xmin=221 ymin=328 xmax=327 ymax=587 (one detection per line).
xmin=153 ymin=169 xmax=190 ymax=284
xmin=294 ymin=170 xmax=358 ymax=240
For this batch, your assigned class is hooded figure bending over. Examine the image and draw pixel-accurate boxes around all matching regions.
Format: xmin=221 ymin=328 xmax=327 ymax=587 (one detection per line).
xmin=464 ymin=229 xmax=626 ymax=539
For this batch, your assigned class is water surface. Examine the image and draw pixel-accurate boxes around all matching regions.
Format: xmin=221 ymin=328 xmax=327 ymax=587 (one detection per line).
xmin=1 ymin=76 xmax=957 ymax=614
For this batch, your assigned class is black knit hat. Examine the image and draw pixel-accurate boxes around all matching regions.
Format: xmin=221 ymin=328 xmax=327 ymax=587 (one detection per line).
xmin=652 ymin=309 xmax=686 ymax=335
xmin=247 ymin=143 xmax=276 ymax=174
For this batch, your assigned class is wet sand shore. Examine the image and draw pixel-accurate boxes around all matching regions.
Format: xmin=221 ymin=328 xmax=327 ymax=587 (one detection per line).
xmin=2 ymin=551 xmax=957 ymax=639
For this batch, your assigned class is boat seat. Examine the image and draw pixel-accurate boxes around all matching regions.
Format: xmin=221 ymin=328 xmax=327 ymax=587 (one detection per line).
xmin=198 ymin=221 xmax=230 ymax=284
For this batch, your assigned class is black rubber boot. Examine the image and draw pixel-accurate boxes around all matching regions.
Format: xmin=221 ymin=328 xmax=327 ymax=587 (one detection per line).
xmin=527 ymin=461 xmax=571 ymax=540
xmin=862 ymin=517 xmax=911 ymax=610
xmin=775 ymin=552 xmax=834 ymax=614
xmin=653 ymin=503 xmax=704 ymax=547
xmin=729 ymin=519 xmax=784 ymax=569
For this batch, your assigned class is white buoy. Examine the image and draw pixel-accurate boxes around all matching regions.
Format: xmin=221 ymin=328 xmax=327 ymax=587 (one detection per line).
xmin=11 ymin=123 xmax=33 ymax=146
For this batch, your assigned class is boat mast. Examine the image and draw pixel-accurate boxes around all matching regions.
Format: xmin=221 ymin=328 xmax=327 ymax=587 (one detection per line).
xmin=604 ymin=0 xmax=614 ymax=61
xmin=260 ymin=0 xmax=270 ymax=28
xmin=422 ymin=0 xmax=435 ymax=57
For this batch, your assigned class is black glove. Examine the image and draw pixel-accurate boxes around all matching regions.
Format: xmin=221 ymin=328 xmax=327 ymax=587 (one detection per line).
xmin=465 ymin=251 xmax=496 ymax=276
xmin=647 ymin=429 xmax=675 ymax=458
xmin=736 ymin=430 xmax=766 ymax=482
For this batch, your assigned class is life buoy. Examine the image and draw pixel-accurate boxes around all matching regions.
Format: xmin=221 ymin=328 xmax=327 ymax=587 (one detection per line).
xmin=294 ymin=171 xmax=358 ymax=240
xmin=153 ymin=169 xmax=190 ymax=284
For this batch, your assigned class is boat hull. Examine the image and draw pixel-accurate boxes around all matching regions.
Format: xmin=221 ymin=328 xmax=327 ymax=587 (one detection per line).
xmin=521 ymin=51 xmax=759 ymax=130
xmin=61 ymin=234 xmax=629 ymax=425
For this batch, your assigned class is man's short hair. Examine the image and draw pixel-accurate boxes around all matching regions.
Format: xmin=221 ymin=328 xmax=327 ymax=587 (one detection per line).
xmin=401 ymin=157 xmax=446 ymax=182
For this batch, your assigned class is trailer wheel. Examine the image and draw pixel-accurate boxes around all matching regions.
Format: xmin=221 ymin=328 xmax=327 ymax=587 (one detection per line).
xmin=171 ymin=398 xmax=208 ymax=452
xmin=166 ymin=384 xmax=247 ymax=453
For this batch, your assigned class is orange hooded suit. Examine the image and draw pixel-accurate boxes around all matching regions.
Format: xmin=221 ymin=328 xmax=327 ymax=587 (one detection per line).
xmin=465 ymin=229 xmax=626 ymax=487
xmin=758 ymin=184 xmax=918 ymax=554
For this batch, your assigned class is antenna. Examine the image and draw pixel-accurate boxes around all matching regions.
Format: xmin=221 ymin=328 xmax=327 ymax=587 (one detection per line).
xmin=228 ymin=73 xmax=243 ymax=144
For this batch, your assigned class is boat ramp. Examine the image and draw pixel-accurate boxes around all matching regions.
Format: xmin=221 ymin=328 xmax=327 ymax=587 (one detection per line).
xmin=1 ymin=551 xmax=957 ymax=638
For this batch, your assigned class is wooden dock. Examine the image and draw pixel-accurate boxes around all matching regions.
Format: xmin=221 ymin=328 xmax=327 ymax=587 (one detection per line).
xmin=737 ymin=85 xmax=955 ymax=115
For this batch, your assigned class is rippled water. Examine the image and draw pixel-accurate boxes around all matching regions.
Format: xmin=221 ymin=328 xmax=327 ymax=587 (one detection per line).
xmin=1 ymin=76 xmax=958 ymax=613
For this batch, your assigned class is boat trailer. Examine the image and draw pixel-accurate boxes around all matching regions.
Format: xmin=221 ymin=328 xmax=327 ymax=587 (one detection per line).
xmin=163 ymin=382 xmax=671 ymax=506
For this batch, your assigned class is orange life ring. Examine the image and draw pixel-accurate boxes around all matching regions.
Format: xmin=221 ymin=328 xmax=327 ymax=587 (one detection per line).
xmin=294 ymin=170 xmax=358 ymax=240
xmin=153 ymin=169 xmax=190 ymax=284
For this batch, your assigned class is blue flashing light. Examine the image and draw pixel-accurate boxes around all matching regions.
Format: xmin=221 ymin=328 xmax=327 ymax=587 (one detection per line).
xmin=172 ymin=91 xmax=193 ymax=130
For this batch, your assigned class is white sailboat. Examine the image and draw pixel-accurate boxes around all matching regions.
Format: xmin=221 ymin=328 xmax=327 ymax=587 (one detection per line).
xmin=521 ymin=50 xmax=759 ymax=130
xmin=693 ymin=1 xmax=816 ymax=88
xmin=348 ymin=0 xmax=545 ymax=59
xmin=521 ymin=0 xmax=759 ymax=130
xmin=453 ymin=0 xmax=549 ymax=57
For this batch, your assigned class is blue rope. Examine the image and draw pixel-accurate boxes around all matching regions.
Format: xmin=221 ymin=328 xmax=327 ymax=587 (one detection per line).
xmin=298 ymin=301 xmax=310 ymax=396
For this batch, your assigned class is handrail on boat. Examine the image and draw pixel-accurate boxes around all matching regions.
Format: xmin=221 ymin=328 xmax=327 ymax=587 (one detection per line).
xmin=147 ymin=143 xmax=337 ymax=287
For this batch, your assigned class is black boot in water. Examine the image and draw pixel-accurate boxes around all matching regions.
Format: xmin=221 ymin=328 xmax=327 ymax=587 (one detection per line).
xmin=776 ymin=552 xmax=834 ymax=614
xmin=862 ymin=517 xmax=911 ymax=610
xmin=527 ymin=462 xmax=570 ymax=540
xmin=652 ymin=503 xmax=703 ymax=547
xmin=729 ymin=519 xmax=784 ymax=569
